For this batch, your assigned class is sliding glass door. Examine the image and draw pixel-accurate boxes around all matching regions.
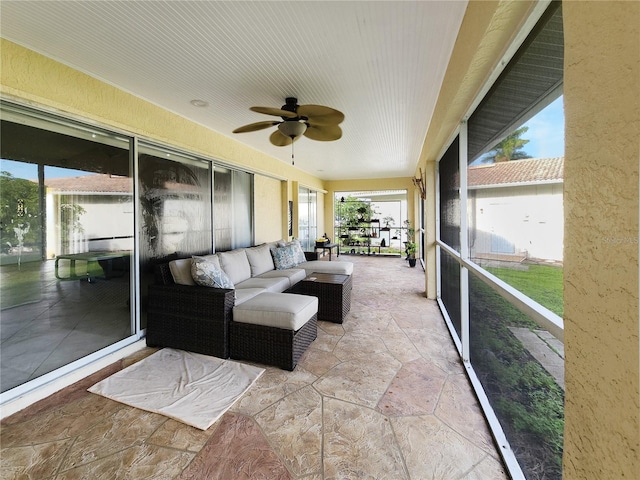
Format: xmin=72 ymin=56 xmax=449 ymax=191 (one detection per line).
xmin=136 ymin=143 xmax=213 ymax=328
xmin=213 ymin=166 xmax=253 ymax=251
xmin=298 ymin=186 xmax=317 ymax=251
xmin=0 ymin=102 xmax=135 ymax=396
xmin=0 ymin=102 xmax=257 ymax=402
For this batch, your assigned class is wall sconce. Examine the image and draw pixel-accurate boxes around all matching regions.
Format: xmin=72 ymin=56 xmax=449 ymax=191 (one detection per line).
xmin=412 ymin=168 xmax=426 ymax=199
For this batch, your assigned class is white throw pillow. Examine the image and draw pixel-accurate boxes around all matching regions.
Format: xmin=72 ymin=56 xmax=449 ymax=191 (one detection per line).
xmin=245 ymin=244 xmax=275 ymax=276
xmin=191 ymin=256 xmax=234 ymax=289
xmin=217 ymin=249 xmax=252 ymax=285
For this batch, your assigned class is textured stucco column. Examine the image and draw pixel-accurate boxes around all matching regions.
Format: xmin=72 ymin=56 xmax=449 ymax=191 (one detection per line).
xmin=563 ymin=2 xmax=639 ymax=478
xmin=424 ymin=160 xmax=437 ymax=299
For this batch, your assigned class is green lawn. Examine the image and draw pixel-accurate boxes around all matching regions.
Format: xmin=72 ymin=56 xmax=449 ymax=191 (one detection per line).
xmin=0 ymin=260 xmax=43 ymax=309
xmin=469 ymin=273 xmax=564 ymax=479
xmin=485 ymin=264 xmax=564 ymax=317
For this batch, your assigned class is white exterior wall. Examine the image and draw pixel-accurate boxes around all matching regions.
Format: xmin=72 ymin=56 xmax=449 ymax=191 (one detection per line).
xmin=48 ymin=193 xmax=134 ymax=256
xmin=80 ymin=195 xmax=134 ymax=251
xmin=470 ymin=183 xmax=563 ymax=262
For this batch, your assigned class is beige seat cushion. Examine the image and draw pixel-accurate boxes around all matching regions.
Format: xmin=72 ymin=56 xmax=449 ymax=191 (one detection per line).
xmin=257 ymin=268 xmax=307 ymax=288
xmin=233 ymin=293 xmax=318 ymax=331
xmin=236 ymin=276 xmax=290 ymax=293
xmin=299 ymin=260 xmax=354 ymax=276
xmin=234 ymin=288 xmax=267 ymax=306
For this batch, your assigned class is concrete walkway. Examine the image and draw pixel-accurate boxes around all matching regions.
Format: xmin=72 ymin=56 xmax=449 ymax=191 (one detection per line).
xmin=509 ymin=327 xmax=565 ymax=390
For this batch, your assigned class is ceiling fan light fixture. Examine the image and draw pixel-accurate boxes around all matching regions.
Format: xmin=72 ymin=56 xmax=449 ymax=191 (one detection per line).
xmin=278 ymin=121 xmax=307 ymax=138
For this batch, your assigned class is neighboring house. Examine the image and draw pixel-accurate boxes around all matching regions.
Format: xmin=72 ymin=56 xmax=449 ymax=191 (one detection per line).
xmin=468 ymin=157 xmax=564 ymax=263
xmin=43 ymin=174 xmax=133 ymax=257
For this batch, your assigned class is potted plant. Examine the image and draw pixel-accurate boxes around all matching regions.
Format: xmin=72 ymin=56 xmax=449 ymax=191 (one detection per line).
xmin=403 ymin=219 xmax=415 ymax=241
xmin=397 ymin=220 xmax=417 ymax=265
xmin=406 ymin=242 xmax=417 ymax=267
xmin=396 ymin=220 xmax=415 ymax=246
xmin=356 ymin=206 xmax=368 ymax=223
xmin=381 ymin=216 xmax=394 ymax=231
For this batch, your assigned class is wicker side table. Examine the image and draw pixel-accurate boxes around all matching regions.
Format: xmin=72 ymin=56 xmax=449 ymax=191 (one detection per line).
xmin=297 ymin=272 xmax=352 ymax=323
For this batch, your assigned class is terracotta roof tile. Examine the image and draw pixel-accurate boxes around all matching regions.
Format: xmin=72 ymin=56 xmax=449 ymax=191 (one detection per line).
xmin=43 ymin=174 xmax=132 ymax=193
xmin=42 ymin=174 xmax=201 ymax=194
xmin=468 ymin=157 xmax=563 ymax=188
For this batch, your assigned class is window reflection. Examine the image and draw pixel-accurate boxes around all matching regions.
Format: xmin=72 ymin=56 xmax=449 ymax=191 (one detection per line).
xmin=0 ymin=107 xmax=134 ymax=394
xmin=213 ymin=166 xmax=252 ymax=251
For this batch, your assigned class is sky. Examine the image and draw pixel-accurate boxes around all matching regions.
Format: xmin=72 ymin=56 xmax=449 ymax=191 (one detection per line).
xmin=469 ymin=95 xmax=565 ymax=165
xmin=0 ymin=161 xmax=85 ymax=180
xmin=521 ymin=95 xmax=565 ymax=159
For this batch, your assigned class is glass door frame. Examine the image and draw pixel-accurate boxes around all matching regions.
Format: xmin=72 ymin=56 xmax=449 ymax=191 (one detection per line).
xmin=0 ymin=100 xmax=143 ymax=404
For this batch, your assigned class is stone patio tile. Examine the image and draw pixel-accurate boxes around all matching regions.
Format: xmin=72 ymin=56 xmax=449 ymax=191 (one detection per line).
xmin=178 ymin=413 xmax=291 ymax=480
xmin=323 ymin=398 xmax=407 ymax=479
xmin=377 ymin=358 xmax=447 ymax=416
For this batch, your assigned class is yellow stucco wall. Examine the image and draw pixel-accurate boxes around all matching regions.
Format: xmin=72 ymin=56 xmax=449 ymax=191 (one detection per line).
xmin=254 ymin=175 xmax=283 ymax=244
xmin=563 ymin=2 xmax=640 ymax=478
xmin=0 ymin=39 xmax=325 ymax=242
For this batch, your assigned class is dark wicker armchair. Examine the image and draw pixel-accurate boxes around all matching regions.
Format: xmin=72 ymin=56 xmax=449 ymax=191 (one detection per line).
xmin=146 ymin=262 xmax=234 ymax=359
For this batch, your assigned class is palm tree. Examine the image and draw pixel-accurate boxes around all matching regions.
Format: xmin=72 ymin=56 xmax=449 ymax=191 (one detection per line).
xmin=482 ymin=126 xmax=532 ymax=163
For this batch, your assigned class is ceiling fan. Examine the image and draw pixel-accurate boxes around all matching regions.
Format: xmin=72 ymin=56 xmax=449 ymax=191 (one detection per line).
xmin=232 ymin=97 xmax=344 ymax=164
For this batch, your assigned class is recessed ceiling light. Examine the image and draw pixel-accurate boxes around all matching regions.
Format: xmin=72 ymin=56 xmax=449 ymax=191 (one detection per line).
xmin=190 ymin=99 xmax=209 ymax=108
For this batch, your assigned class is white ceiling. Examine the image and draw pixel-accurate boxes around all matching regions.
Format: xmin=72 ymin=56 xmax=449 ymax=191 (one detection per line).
xmin=1 ymin=1 xmax=468 ymax=181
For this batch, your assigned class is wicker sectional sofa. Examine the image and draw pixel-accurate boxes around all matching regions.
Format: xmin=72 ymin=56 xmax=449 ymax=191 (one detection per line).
xmin=146 ymin=240 xmax=353 ymax=364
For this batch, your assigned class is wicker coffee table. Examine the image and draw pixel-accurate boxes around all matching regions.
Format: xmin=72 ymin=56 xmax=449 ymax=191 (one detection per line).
xmin=297 ymin=272 xmax=352 ymax=323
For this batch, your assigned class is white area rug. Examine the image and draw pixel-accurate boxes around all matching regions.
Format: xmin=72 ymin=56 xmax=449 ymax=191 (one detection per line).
xmin=89 ymin=348 xmax=264 ymax=430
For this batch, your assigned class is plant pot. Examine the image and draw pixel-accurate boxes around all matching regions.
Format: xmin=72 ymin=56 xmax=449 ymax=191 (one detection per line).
xmin=408 ymin=258 xmax=417 ymax=267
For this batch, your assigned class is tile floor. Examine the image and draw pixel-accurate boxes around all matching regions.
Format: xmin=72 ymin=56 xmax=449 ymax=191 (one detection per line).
xmin=1 ymin=260 xmax=131 ymax=392
xmin=0 ymin=254 xmax=508 ymax=479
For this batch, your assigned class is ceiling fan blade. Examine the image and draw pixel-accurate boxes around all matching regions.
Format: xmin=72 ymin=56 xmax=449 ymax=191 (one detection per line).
xmin=269 ymin=130 xmax=294 ymax=146
xmin=233 ymin=121 xmax=280 ymax=133
xmin=304 ymin=124 xmax=342 ymax=142
xmin=297 ymin=104 xmax=345 ymax=125
xmin=250 ymin=106 xmax=298 ymax=118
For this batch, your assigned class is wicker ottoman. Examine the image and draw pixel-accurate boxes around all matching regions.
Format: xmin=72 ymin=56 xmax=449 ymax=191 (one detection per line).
xmin=230 ymin=292 xmax=318 ymax=370
xmin=294 ymin=272 xmax=352 ymax=323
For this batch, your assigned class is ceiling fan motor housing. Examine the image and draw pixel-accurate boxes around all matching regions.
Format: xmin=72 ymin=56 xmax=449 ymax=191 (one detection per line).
xmin=281 ymin=97 xmax=309 ymax=122
xmin=282 ymin=97 xmax=299 ymax=113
